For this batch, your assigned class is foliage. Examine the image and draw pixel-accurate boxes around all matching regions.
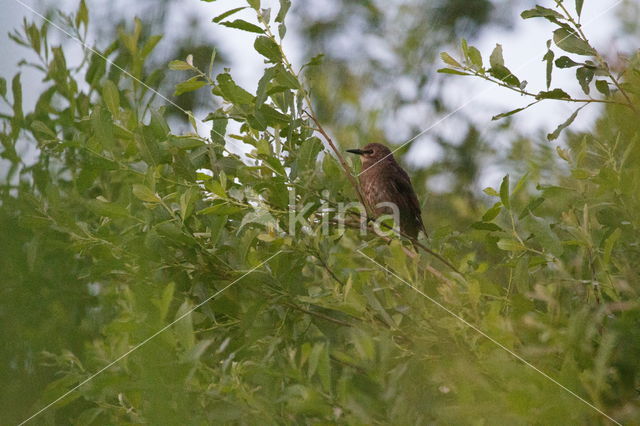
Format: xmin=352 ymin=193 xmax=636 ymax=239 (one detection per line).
xmin=439 ymin=0 xmax=638 ymax=140
xmin=1 ymin=0 xmax=639 ymax=424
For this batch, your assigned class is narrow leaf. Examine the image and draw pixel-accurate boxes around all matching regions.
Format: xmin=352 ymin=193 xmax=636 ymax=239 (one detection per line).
xmin=489 ymin=64 xmax=520 ymax=87
xmin=547 ymin=107 xmax=582 ymax=141
xmin=492 ymin=100 xmax=539 ymax=121
xmin=212 ymin=6 xmax=247 ymax=23
xmin=543 ymin=47 xmax=554 ymax=89
xmin=102 ymin=80 xmax=120 ymax=116
xmin=576 ymin=66 xmax=594 ymax=95
xmin=497 ymin=239 xmax=525 ymax=251
xmin=500 ymin=175 xmax=510 ymax=210
xmin=440 ymin=52 xmax=462 ymax=68
xmin=174 ymin=77 xmax=207 ymax=96
xmin=168 ymin=60 xmax=193 ymax=70
xmin=536 ymin=88 xmax=571 ymax=100
xmin=132 ymin=184 xmax=161 ymax=203
xmin=220 ymin=19 xmax=264 ymax=34
xmin=595 ymin=80 xmax=610 ymax=96
xmin=521 ymin=6 xmax=564 ymax=21
xmin=437 ymin=68 xmax=470 ymax=76
xmin=467 ymin=46 xmax=483 ymax=69
xmin=575 ymin=0 xmax=584 ymax=17
xmin=489 ymin=44 xmax=504 ymax=68
xmin=553 ymin=28 xmax=595 ymax=56
xmin=555 ymin=56 xmax=581 ymax=68
xmin=276 ymin=0 xmax=291 ymax=23
xmin=254 ymin=36 xmax=281 ymax=62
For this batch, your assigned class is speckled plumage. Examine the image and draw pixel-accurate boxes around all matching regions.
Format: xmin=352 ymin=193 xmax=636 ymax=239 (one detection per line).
xmin=348 ymin=143 xmax=427 ymax=239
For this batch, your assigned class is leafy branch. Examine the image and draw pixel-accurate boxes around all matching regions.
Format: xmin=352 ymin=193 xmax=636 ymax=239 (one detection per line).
xmin=439 ymin=1 xmax=639 ymax=139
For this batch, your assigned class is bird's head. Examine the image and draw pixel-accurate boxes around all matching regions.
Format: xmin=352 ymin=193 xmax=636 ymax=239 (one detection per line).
xmin=346 ymin=143 xmax=394 ymax=167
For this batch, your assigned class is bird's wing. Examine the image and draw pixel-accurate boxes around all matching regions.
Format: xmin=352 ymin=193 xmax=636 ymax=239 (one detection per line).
xmin=389 ymin=166 xmax=427 ymax=236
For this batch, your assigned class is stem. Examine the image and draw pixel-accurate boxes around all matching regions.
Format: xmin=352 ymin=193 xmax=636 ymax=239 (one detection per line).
xmin=305 ymin=112 xmax=370 ymax=214
xmin=474 ymin=71 xmax=627 ymax=107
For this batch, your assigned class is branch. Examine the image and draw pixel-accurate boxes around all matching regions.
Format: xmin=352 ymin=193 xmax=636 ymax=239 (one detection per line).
xmin=555 ymin=1 xmax=638 ymax=115
xmin=304 ymin=111 xmax=371 ymax=215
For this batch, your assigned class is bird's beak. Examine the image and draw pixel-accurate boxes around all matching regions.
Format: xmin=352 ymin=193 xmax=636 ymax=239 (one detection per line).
xmin=346 ymin=148 xmax=365 ymax=155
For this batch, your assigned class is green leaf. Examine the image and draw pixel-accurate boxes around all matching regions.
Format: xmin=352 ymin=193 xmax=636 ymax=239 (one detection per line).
xmin=217 ymin=73 xmax=255 ymax=105
xmin=521 ymin=6 xmax=564 ymax=22
xmin=555 ymin=56 xmax=581 ymax=68
xmin=12 ymin=74 xmax=23 ymax=121
xmin=210 ymin=115 xmax=228 ymax=144
xmin=141 ymin=34 xmax=162 ymax=58
xmin=497 ymin=239 xmax=525 ymax=252
xmin=571 ymin=168 xmax=591 ymax=179
xmin=437 ymin=68 xmax=469 ymax=76
xmin=102 ymin=80 xmax=120 ymax=116
xmin=31 ymin=120 xmax=57 ymax=139
xmin=440 ymin=52 xmax=461 ymax=68
xmin=274 ymin=65 xmax=300 ymax=89
xmin=471 ymin=222 xmax=503 ymax=232
xmin=86 ymin=199 xmax=130 ymax=219
xmin=576 ymin=66 xmax=594 ymax=95
xmin=482 ymin=203 xmax=502 ymax=222
xmin=492 ymin=101 xmax=538 ymax=121
xmin=174 ymin=77 xmax=207 ymax=96
xmin=153 ymin=282 xmax=176 ymax=320
xmin=519 ymin=197 xmax=545 ymax=219
xmin=247 ymin=0 xmax=260 ymax=9
xmin=174 ymin=300 xmax=195 ymax=350
xmin=513 ymin=172 xmax=529 ymax=197
xmin=603 ymin=228 xmax=621 ymax=266
xmin=523 ymin=214 xmax=562 ymax=257
xmin=0 ymin=77 xmax=6 ymax=98
xmin=575 ymin=0 xmax=584 ymax=17
xmin=198 ymin=202 xmax=243 ymax=216
xmin=256 ymin=66 xmax=276 ymax=107
xmin=132 ymin=184 xmax=161 ymax=203
xmin=155 ymin=222 xmax=193 ymax=245
xmin=556 ymin=146 xmax=571 ymax=162
xmin=543 ymin=43 xmax=554 ymax=89
xmin=488 ymin=63 xmax=520 ymax=87
xmin=219 ymin=19 xmax=264 ymax=34
xmin=293 ymin=136 xmax=323 ymax=177
xmin=547 ymin=107 xmax=582 ymax=141
xmin=499 ymin=175 xmax=510 ymax=210
xmin=536 ymin=88 xmax=571 ymax=100
xmin=595 ymin=80 xmax=610 ymax=96
xmin=553 ymin=28 xmax=595 ymax=56
xmin=167 ymin=136 xmax=206 ymax=150
xmin=276 ymin=0 xmax=291 ymax=23
xmin=483 ymin=187 xmax=499 ymax=197
xmin=26 ymin=23 xmax=40 ymax=54
xmin=489 ymin=44 xmax=504 ymax=68
xmin=467 ymin=46 xmax=483 ymax=69
xmin=76 ymin=0 xmax=89 ymax=27
xmin=254 ymin=36 xmax=282 ymax=63
xmin=212 ymin=6 xmax=247 ymax=23
xmin=168 ymin=60 xmax=193 ymax=70
xmin=256 ymin=104 xmax=289 ymax=125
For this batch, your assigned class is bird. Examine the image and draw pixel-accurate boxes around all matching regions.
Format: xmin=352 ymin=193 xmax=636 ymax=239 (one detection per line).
xmin=347 ymin=143 xmax=427 ymax=239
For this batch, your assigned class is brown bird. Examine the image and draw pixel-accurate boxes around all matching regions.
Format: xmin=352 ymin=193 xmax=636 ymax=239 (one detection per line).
xmin=347 ymin=143 xmax=427 ymax=239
